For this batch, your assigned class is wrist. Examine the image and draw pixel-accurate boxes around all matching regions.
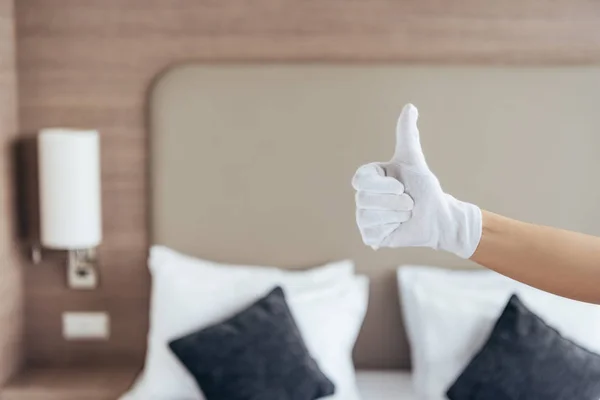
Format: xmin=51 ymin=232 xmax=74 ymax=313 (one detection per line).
xmin=439 ymin=195 xmax=482 ymax=259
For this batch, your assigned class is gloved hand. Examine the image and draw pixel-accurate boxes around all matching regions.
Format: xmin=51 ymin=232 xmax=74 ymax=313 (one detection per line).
xmin=351 ymin=104 xmax=482 ymax=259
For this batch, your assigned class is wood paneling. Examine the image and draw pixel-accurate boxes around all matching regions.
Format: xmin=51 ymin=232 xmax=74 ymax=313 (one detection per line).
xmin=15 ymin=0 xmax=600 ymax=368
xmin=0 ymin=0 xmax=23 ymax=385
xmin=2 ymin=367 xmax=138 ymax=400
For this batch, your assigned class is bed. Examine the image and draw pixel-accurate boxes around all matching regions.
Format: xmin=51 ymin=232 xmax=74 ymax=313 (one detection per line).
xmin=135 ymin=64 xmax=600 ymax=400
xmin=356 ymin=371 xmax=415 ymax=399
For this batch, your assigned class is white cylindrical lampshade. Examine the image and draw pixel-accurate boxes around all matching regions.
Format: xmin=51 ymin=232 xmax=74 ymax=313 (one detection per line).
xmin=38 ymin=128 xmax=102 ymax=249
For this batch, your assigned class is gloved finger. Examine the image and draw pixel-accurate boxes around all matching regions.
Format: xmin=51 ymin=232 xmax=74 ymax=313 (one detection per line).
xmin=356 ymin=191 xmax=414 ymax=211
xmin=357 ymin=209 xmax=412 ymax=228
xmin=391 ymin=103 xmax=427 ymax=168
xmin=360 ymin=224 xmax=399 ymax=247
xmin=379 ymin=226 xmax=405 ymax=248
xmin=352 ymin=163 xmax=405 ymax=194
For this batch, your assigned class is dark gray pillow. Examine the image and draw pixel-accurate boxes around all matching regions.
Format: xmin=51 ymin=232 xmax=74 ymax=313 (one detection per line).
xmin=169 ymin=286 xmax=335 ymax=400
xmin=447 ymin=294 xmax=600 ymax=400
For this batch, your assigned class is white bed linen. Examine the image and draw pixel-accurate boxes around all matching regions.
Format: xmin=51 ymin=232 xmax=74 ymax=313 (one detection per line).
xmin=398 ymin=266 xmax=600 ymax=400
xmin=356 ymin=370 xmax=416 ymax=399
xmin=122 ymin=246 xmax=367 ymax=400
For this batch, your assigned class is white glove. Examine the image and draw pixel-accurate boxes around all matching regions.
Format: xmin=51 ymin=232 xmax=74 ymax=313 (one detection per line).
xmin=351 ymin=104 xmax=482 ymax=259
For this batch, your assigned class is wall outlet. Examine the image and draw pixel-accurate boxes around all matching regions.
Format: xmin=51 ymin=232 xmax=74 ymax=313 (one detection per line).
xmin=67 ymin=263 xmax=98 ymax=290
xmin=62 ymin=312 xmax=110 ymax=340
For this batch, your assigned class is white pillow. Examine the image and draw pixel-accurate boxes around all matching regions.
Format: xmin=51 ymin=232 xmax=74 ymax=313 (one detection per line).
xmin=120 ymin=246 xmax=367 ymax=400
xmin=288 ymin=275 xmax=368 ymax=400
xmin=398 ymin=265 xmax=600 ymax=400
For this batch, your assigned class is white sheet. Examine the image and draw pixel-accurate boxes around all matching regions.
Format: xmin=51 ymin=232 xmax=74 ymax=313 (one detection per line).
xmin=356 ymin=370 xmax=416 ymax=399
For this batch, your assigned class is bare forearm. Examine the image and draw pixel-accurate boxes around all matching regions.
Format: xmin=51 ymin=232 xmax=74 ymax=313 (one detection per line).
xmin=471 ymin=210 xmax=600 ymax=304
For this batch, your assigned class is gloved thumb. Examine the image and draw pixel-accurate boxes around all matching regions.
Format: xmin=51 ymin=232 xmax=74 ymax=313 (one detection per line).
xmin=391 ymin=104 xmax=427 ymax=167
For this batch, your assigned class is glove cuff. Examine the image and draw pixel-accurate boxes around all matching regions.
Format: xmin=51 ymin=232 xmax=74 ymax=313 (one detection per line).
xmin=441 ymin=195 xmax=483 ymax=259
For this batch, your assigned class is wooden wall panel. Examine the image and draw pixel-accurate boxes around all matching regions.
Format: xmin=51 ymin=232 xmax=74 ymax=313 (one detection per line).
xmin=15 ymin=0 xmax=600 ymax=368
xmin=0 ymin=0 xmax=23 ymax=383
xmin=2 ymin=367 xmax=138 ymax=400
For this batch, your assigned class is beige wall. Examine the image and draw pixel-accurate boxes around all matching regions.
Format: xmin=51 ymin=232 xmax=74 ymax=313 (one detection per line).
xmin=14 ymin=0 xmax=600 ymax=368
xmin=0 ymin=0 xmax=23 ymax=384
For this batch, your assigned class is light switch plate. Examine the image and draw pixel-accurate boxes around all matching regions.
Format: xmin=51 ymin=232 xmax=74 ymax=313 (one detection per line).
xmin=62 ymin=312 xmax=110 ymax=340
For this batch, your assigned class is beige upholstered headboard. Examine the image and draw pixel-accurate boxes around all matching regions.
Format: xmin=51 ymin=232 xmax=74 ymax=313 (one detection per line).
xmin=150 ymin=65 xmax=600 ymax=369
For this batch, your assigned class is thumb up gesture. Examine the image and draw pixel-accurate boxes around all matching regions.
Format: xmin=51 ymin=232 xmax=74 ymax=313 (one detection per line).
xmin=352 ymin=104 xmax=482 ymax=259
